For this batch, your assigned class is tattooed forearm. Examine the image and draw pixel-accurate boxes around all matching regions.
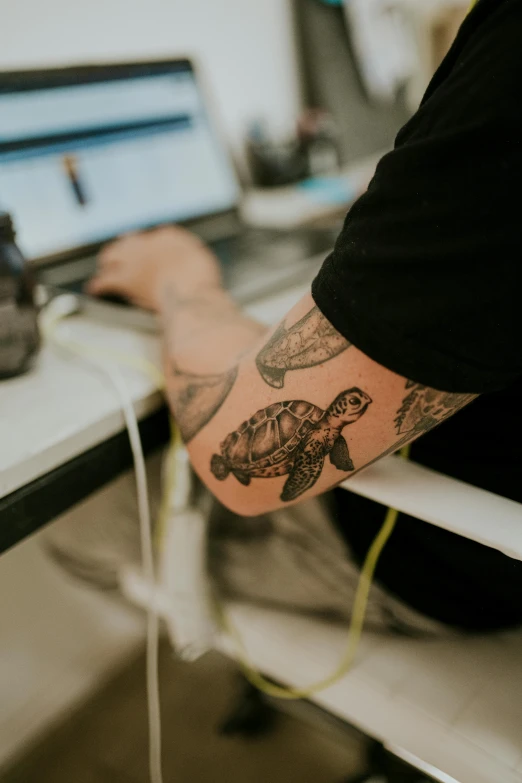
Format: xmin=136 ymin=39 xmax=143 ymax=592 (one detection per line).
xmin=160 ymin=285 xmax=266 ymax=442
xmin=166 ymin=361 xmax=238 ymax=443
xmin=210 ymin=388 xmax=371 ymax=502
xmin=256 ymin=306 xmax=350 ymax=388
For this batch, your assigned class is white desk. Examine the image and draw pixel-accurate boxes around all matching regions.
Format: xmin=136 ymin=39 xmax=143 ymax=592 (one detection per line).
xmin=0 ymin=319 xmax=162 ymax=501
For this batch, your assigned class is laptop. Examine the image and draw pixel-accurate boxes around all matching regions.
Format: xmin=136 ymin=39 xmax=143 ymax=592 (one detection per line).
xmin=0 ymin=59 xmax=337 ymax=330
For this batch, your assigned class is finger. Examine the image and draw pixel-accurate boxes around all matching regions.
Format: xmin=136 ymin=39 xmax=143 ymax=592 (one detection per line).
xmin=100 ymin=232 xmax=147 ymax=266
xmin=99 ymin=231 xmax=136 ymax=256
xmin=87 ymin=274 xmax=151 ymax=309
xmin=114 ymin=229 xmax=140 ymax=241
xmin=86 ymin=273 xmax=125 ymax=296
xmin=97 ymin=255 xmax=122 ymax=273
xmin=98 ymin=243 xmax=124 ymax=264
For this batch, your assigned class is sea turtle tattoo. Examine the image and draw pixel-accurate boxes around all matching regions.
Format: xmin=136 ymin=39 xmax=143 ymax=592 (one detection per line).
xmin=210 ymin=388 xmax=372 ymax=502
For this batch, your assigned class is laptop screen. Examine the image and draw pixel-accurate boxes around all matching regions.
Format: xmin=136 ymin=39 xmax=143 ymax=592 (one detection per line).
xmin=0 ymin=61 xmax=240 ymax=261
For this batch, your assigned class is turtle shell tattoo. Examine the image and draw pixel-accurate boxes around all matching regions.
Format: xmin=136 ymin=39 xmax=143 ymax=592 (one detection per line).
xmin=210 ymin=388 xmax=372 ymax=502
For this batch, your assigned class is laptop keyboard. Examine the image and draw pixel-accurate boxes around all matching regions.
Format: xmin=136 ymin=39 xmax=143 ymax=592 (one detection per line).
xmin=49 ymin=275 xmax=130 ymax=306
xmin=212 ymin=227 xmax=337 ymax=302
xmin=38 ymin=226 xmax=337 ymax=310
xmin=211 ymin=227 xmax=335 ymax=266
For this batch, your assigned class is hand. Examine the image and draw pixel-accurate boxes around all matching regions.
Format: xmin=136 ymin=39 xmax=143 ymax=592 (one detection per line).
xmin=87 ymin=226 xmax=223 ymax=311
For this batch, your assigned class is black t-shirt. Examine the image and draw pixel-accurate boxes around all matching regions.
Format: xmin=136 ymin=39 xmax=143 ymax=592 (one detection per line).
xmin=312 ymin=0 xmax=522 ymax=631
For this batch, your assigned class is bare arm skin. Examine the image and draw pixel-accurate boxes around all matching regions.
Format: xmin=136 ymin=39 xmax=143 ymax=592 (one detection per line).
xmin=90 ymin=227 xmax=476 ymax=516
xmin=158 ymin=285 xmax=264 ymax=442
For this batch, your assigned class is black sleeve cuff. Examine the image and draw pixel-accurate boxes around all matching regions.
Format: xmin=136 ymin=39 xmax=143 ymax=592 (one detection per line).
xmin=312 ymin=254 xmax=518 ymax=395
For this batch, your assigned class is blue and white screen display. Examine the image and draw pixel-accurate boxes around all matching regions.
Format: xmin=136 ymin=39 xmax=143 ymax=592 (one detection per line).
xmin=0 ymin=66 xmax=239 ymax=259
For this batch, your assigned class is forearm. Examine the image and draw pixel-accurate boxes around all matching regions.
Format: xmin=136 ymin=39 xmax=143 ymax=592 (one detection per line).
xmin=158 ymin=289 xmax=476 ymax=517
xmin=88 ymin=227 xmax=478 ymax=517
xmin=157 ymin=283 xmax=266 ymax=442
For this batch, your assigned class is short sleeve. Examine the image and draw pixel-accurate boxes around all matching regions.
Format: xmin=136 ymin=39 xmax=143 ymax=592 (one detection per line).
xmin=312 ymin=2 xmax=522 ymax=394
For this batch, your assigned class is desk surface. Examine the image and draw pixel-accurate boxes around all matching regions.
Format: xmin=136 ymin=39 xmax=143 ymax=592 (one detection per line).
xmin=0 ymin=319 xmax=162 ymax=501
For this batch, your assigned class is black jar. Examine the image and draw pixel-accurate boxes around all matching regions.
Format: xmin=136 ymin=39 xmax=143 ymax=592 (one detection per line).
xmin=0 ymin=212 xmax=40 ymax=378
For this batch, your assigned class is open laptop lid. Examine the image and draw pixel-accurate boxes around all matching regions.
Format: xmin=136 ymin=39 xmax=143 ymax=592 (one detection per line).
xmin=0 ymin=59 xmax=241 ymax=267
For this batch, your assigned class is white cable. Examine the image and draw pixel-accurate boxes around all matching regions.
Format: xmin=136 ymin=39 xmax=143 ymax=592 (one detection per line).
xmin=42 ymin=298 xmax=163 ymax=783
xmin=107 ymin=367 xmax=163 ymax=783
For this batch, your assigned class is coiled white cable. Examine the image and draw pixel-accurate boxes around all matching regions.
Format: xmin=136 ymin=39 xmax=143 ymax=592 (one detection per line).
xmin=41 ymin=296 xmax=164 ymax=783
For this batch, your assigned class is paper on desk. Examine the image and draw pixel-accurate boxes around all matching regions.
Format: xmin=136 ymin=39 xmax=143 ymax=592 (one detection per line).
xmin=240 ymin=156 xmax=380 ymax=229
xmin=240 ymin=184 xmax=347 ymax=229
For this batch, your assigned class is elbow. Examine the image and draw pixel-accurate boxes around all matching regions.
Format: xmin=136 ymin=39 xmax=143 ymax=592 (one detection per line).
xmin=189 ymin=446 xmax=282 ymax=517
xmin=211 ymin=486 xmax=273 ymax=518
xmin=191 ymin=448 xmax=279 ymax=517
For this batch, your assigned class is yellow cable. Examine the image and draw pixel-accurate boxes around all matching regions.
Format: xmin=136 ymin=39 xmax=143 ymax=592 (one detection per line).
xmin=55 ymin=332 xmax=165 ymax=390
xmin=41 ymin=308 xmax=165 ymax=390
xmin=43 ymin=301 xmax=411 ymax=701
xmin=215 ymin=446 xmax=411 ymax=700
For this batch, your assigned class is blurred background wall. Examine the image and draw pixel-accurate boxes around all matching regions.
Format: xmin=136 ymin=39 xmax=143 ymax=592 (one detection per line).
xmin=0 ymin=0 xmax=302 ymax=160
xmin=0 ymin=0 xmax=469 ymax=169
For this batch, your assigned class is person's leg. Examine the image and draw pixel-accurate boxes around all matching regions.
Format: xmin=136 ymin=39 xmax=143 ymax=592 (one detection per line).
xmin=208 ymin=495 xmax=454 ymax=637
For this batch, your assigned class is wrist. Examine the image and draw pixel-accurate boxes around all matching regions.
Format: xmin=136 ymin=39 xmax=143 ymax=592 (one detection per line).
xmin=154 ymin=273 xmax=227 ymax=311
xmin=156 ymin=280 xmax=239 ymax=334
xmin=162 ymin=280 xmax=230 ymax=307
